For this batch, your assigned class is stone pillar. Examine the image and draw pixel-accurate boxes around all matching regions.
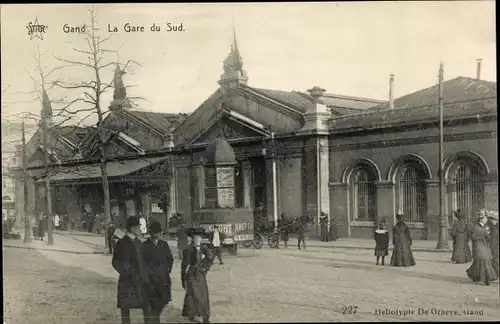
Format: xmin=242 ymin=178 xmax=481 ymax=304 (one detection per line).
xmin=265 ymin=157 xmax=279 ymax=223
xmin=194 ymin=166 xmax=205 ymax=208
xmin=484 ymin=180 xmax=499 ymax=211
xmin=242 ymin=161 xmax=252 ymax=208
xmin=375 ymin=181 xmax=396 ymax=234
xmin=317 ymin=137 xmax=330 ymax=236
xmin=166 ymin=166 xmax=177 ymax=222
xmin=302 ymin=140 xmax=318 ymax=222
xmin=425 ymin=180 xmax=439 ymax=241
xmin=141 ymin=191 xmax=151 ymax=219
xmin=329 ymin=182 xmax=348 ymax=238
xmin=26 ymin=177 xmax=36 ymax=222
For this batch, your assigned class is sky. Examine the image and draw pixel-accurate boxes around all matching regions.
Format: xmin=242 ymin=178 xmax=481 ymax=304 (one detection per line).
xmin=0 ymin=2 xmax=496 ymax=126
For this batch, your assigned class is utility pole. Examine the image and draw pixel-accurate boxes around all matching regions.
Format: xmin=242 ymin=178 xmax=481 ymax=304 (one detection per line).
xmin=22 ymin=121 xmax=31 ymax=244
xmin=436 ymin=62 xmax=449 ymax=249
xmin=42 ymin=118 xmax=54 ymax=245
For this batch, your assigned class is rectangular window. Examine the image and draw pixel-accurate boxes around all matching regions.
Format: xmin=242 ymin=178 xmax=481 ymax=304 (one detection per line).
xmin=204 ymin=167 xmax=217 ymax=208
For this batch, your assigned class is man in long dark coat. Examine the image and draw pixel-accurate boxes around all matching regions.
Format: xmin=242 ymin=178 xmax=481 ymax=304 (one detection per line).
xmin=390 ymin=213 xmax=416 ymax=267
xmin=177 ymin=222 xmax=190 ymax=261
xmin=450 ymin=210 xmax=472 ymax=264
xmin=181 ymin=228 xmax=214 ymax=323
xmin=319 ymin=212 xmax=328 ymax=242
xmin=112 ymin=217 xmax=150 ymax=324
xmin=142 ymin=221 xmax=174 ymax=324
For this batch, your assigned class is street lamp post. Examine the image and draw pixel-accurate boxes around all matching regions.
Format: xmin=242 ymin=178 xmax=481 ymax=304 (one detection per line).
xmin=262 ymin=130 xmax=278 ymax=230
xmin=436 ymin=62 xmax=449 ymax=249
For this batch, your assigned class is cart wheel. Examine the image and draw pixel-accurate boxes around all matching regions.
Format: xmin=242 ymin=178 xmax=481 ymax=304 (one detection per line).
xmin=243 ymin=240 xmax=253 ymax=248
xmin=268 ymin=235 xmax=277 ymax=248
xmin=254 ymin=234 xmax=264 ymax=249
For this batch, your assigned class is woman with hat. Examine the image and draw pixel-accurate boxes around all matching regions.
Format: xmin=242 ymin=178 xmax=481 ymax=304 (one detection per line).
xmin=112 ymin=216 xmax=150 ymax=324
xmin=487 ymin=210 xmax=499 ymax=277
xmin=142 ymin=221 xmax=174 ymax=324
xmin=390 ymin=213 xmax=416 ymax=267
xmin=450 ymin=209 xmax=472 ymax=264
xmin=181 ymin=228 xmax=214 ymax=323
xmin=466 ymin=209 xmax=498 ymax=285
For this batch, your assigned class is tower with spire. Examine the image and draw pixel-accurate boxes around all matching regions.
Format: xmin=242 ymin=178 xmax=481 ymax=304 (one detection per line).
xmin=218 ymin=28 xmax=248 ymax=90
xmin=109 ymin=62 xmax=131 ymax=111
xmin=40 ymin=88 xmax=53 ymax=127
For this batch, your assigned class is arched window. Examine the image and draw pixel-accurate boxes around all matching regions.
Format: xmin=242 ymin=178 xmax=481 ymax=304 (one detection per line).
xmin=397 ymin=163 xmax=427 ymax=222
xmin=451 ymin=160 xmax=485 ymax=221
xmin=350 ymin=166 xmax=377 ymax=221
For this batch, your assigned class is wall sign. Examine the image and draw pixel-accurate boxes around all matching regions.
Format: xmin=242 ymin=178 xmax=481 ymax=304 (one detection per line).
xmin=217 ymin=188 xmax=235 ymax=207
xmin=216 ymin=167 xmax=234 ymax=187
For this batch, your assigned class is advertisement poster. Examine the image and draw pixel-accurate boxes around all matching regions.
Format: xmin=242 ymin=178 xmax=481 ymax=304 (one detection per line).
xmin=216 ymin=167 xmax=234 ymax=187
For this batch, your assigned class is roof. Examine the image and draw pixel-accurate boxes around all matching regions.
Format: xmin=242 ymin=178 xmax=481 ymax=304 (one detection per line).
xmin=125 ymin=110 xmax=188 ymax=135
xmin=204 ymin=138 xmax=236 ymax=164
xmin=328 ymin=98 xmax=496 ymax=131
xmin=247 ymin=85 xmax=385 ymax=113
xmin=50 ymin=126 xmax=94 ymax=147
xmin=371 ymin=77 xmax=497 ymax=111
xmin=47 ymin=156 xmax=168 ymax=183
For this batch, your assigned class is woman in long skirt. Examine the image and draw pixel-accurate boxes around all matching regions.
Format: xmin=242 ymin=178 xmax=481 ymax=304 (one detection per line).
xmin=390 ymin=214 xmax=416 ymax=267
xmin=450 ymin=210 xmax=472 ymax=264
xmin=466 ymin=210 xmax=498 ymax=285
xmin=487 ymin=211 xmax=499 ymax=277
xmin=181 ymin=228 xmax=214 ymax=323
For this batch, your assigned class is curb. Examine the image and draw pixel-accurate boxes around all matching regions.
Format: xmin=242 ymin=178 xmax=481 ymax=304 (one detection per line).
xmin=56 ymin=232 xmax=106 ymax=249
xmin=299 ymin=244 xmax=452 ymax=253
xmin=3 ymin=244 xmax=105 ymax=255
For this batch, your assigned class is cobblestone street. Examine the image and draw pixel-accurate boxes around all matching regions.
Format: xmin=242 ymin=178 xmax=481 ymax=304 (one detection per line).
xmin=4 ymin=236 xmax=499 ymax=323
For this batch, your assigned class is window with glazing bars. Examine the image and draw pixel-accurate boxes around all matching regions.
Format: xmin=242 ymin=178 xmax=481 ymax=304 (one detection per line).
xmin=399 ymin=165 xmax=427 ymax=222
xmin=455 ymin=162 xmax=484 ymax=222
xmin=352 ymin=168 xmax=377 ymax=221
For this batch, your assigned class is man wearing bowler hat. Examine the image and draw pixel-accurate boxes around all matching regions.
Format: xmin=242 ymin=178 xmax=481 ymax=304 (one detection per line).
xmin=142 ymin=221 xmax=174 ymax=324
xmin=112 ymin=216 xmax=150 ymax=324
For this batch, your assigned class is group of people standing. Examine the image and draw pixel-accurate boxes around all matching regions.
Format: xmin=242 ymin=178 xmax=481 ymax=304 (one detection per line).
xmin=450 ymin=209 xmax=499 ymax=286
xmin=373 ymin=214 xmax=416 ymax=267
xmin=112 ymin=216 xmax=217 ymax=324
xmin=372 ymin=209 xmax=499 ymax=286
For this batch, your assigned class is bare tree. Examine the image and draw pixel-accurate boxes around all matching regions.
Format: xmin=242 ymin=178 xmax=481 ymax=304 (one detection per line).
xmin=52 ymin=5 xmax=144 ymax=233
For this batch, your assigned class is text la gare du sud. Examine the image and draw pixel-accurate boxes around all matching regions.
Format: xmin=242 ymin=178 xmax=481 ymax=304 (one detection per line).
xmin=63 ymin=22 xmax=184 ymax=33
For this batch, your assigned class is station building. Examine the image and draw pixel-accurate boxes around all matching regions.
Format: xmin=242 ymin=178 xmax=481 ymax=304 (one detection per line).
xmin=16 ymin=36 xmax=497 ymax=239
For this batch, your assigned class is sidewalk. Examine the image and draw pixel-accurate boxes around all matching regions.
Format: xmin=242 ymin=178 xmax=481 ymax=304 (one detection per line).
xmin=2 ymin=230 xmax=104 ymax=255
xmin=57 ymin=230 xmax=453 ymax=253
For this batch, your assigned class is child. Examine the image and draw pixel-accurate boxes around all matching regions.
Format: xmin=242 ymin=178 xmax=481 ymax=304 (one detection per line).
xmin=374 ymin=221 xmax=389 ymax=265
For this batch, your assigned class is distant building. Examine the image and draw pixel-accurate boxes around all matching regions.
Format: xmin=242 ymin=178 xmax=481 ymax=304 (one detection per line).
xmin=15 ymin=34 xmax=497 ymax=240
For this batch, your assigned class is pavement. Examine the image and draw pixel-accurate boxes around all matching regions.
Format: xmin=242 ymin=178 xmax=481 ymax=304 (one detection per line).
xmin=50 ymin=229 xmax=453 ymax=253
xmin=3 ymin=233 xmax=499 ymax=323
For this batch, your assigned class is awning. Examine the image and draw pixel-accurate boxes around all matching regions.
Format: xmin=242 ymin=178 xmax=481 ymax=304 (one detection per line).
xmin=38 ymin=157 xmax=169 ymax=184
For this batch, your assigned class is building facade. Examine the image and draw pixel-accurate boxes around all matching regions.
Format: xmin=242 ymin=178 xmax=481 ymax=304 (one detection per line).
xmin=16 ymin=36 xmax=497 ymax=240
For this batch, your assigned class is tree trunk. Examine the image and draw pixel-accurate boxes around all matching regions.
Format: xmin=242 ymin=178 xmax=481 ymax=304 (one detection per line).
xmin=43 ymin=124 xmax=53 ymax=245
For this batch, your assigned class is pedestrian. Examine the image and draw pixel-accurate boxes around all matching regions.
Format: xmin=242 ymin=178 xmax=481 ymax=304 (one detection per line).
xmin=106 ymin=220 xmax=116 ymax=255
xmin=140 ymin=213 xmax=148 ymax=236
xmin=487 ymin=210 xmax=499 ymax=277
xmin=374 ymin=220 xmax=389 ymax=266
xmin=450 ymin=209 xmax=472 ymax=264
xmin=466 ymin=209 xmax=498 ymax=285
xmin=54 ymin=214 xmax=61 ymax=231
xmin=297 ymin=213 xmax=308 ymax=250
xmin=278 ymin=213 xmax=289 ymax=248
xmin=209 ymin=225 xmax=224 ymax=265
xmin=390 ymin=213 xmax=416 ymax=267
xmin=88 ymin=213 xmax=95 ymax=233
xmin=37 ymin=215 xmax=46 ymax=241
xmin=181 ymin=228 xmax=214 ymax=323
xmin=112 ymin=216 xmax=150 ymax=324
xmin=319 ymin=212 xmax=328 ymax=242
xmin=142 ymin=221 xmax=174 ymax=324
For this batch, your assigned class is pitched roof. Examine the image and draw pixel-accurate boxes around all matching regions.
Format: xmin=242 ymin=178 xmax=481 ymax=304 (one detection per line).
xmin=247 ymin=85 xmax=385 ymax=113
xmin=328 ymin=98 xmax=496 ymax=132
xmin=125 ymin=110 xmax=188 ymax=135
xmin=371 ymin=76 xmax=497 ymax=111
xmin=50 ymin=126 xmax=93 ymax=147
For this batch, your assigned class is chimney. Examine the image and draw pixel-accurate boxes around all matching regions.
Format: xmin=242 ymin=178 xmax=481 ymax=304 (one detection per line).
xmin=307 ymin=86 xmax=326 ymax=101
xmin=476 ymin=59 xmax=482 ymax=80
xmin=299 ymin=86 xmax=329 ymax=133
xmin=389 ymin=74 xmax=395 ymax=109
